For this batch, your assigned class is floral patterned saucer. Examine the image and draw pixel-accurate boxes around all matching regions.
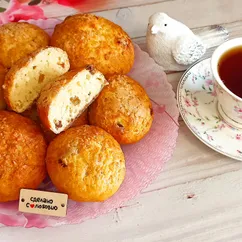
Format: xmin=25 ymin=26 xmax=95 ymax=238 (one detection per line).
xmin=177 ymin=58 xmax=242 ymax=161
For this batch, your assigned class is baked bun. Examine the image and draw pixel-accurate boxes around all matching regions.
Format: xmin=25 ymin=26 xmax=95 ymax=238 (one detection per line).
xmin=37 ymin=66 xmax=107 ymax=134
xmin=0 ymin=65 xmax=7 ymax=110
xmin=89 ymin=75 xmax=153 ymax=144
xmin=46 ymin=125 xmax=125 ymax=202
xmin=0 ymin=22 xmax=49 ymax=68
xmin=0 ymin=111 xmax=47 ymax=202
xmin=51 ymin=14 xmax=134 ymax=77
xmin=3 ymin=47 xmax=70 ymax=113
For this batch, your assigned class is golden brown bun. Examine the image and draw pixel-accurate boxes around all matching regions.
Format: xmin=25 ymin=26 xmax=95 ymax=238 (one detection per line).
xmin=0 ymin=111 xmax=47 ymax=202
xmin=0 ymin=65 xmax=7 ymax=110
xmin=0 ymin=22 xmax=49 ymax=68
xmin=51 ymin=14 xmax=134 ymax=77
xmin=46 ymin=125 xmax=125 ymax=202
xmin=89 ymin=75 xmax=153 ymax=144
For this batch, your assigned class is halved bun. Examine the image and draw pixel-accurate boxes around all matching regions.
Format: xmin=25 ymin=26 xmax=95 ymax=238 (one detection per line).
xmin=37 ymin=66 xmax=107 ymax=134
xmin=3 ymin=47 xmax=70 ymax=113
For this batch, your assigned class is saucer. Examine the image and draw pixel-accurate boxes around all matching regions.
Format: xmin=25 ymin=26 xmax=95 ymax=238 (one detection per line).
xmin=177 ymin=58 xmax=242 ymax=161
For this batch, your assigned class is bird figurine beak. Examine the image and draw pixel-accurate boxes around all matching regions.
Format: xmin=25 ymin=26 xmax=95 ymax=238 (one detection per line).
xmin=151 ymin=25 xmax=160 ymax=35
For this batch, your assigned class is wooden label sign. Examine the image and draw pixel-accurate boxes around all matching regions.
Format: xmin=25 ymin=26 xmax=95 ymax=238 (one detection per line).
xmin=19 ymin=189 xmax=68 ymax=217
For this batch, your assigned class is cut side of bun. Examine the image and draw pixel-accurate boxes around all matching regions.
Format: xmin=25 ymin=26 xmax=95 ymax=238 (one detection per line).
xmin=3 ymin=47 xmax=70 ymax=113
xmin=37 ymin=66 xmax=108 ymax=134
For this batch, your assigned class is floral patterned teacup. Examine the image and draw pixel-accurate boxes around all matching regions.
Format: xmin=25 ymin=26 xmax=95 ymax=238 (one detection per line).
xmin=211 ymin=38 xmax=242 ymax=129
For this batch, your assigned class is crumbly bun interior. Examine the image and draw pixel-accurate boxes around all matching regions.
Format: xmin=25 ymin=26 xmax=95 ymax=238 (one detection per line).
xmin=38 ymin=68 xmax=107 ymax=134
xmin=49 ymin=70 xmax=106 ymax=133
xmin=4 ymin=47 xmax=70 ymax=113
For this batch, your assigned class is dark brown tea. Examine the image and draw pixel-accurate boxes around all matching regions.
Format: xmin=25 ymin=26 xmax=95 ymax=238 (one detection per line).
xmin=218 ymin=46 xmax=242 ymax=98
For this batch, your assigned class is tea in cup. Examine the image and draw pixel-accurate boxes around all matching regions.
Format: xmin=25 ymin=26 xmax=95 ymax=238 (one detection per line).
xmin=211 ymin=38 xmax=242 ymax=129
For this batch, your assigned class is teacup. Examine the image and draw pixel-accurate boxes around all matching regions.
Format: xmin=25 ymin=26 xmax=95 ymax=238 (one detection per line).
xmin=211 ymin=38 xmax=242 ymax=129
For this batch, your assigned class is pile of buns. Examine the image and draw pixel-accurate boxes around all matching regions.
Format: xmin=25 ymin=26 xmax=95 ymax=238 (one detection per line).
xmin=0 ymin=14 xmax=153 ymax=203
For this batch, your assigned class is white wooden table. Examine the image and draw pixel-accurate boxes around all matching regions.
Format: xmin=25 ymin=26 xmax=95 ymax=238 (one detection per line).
xmin=1 ymin=0 xmax=242 ymax=241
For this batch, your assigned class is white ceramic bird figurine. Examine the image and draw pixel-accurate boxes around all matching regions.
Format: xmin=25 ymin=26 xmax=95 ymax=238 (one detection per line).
xmin=146 ymin=13 xmax=207 ymax=71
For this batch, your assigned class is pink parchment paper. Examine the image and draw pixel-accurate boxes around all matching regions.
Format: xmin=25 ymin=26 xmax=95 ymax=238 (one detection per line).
xmin=0 ymin=18 xmax=179 ymax=228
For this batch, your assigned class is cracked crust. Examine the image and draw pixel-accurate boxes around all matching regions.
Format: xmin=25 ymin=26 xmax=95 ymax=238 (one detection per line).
xmin=0 ymin=22 xmax=49 ymax=68
xmin=0 ymin=111 xmax=47 ymax=202
xmin=46 ymin=125 xmax=126 ymax=202
xmin=51 ymin=13 xmax=134 ymax=77
xmin=89 ymin=75 xmax=154 ymax=144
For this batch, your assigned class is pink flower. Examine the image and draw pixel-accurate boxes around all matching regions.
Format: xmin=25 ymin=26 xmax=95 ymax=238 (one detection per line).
xmin=234 ymin=106 xmax=242 ymax=113
xmin=237 ymin=150 xmax=242 ymax=155
xmin=56 ymin=0 xmax=108 ymax=10
xmin=192 ymin=98 xmax=198 ymax=106
xmin=206 ymin=133 xmax=213 ymax=141
xmin=192 ymin=75 xmax=196 ymax=84
xmin=57 ymin=0 xmax=84 ymax=6
xmin=211 ymin=89 xmax=217 ymax=97
xmin=236 ymin=134 xmax=242 ymax=140
xmin=205 ymin=79 xmax=213 ymax=87
xmin=0 ymin=0 xmax=46 ymax=24
xmin=184 ymin=97 xmax=191 ymax=107
xmin=218 ymin=123 xmax=226 ymax=130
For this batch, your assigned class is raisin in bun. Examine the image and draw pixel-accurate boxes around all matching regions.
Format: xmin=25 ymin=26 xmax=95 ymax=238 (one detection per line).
xmin=89 ymin=75 xmax=153 ymax=144
xmin=22 ymin=105 xmax=89 ymax=143
xmin=46 ymin=125 xmax=125 ymax=202
xmin=37 ymin=66 xmax=107 ymax=134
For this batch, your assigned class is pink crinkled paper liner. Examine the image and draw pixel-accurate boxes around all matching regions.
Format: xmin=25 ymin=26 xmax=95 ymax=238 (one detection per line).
xmin=0 ymin=18 xmax=179 ymax=228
